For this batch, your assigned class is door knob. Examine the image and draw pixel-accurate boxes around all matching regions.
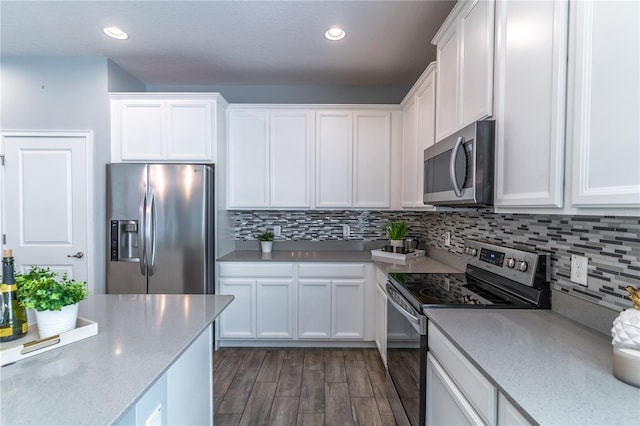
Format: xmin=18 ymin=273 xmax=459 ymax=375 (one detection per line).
xmin=67 ymin=251 xmax=84 ymax=259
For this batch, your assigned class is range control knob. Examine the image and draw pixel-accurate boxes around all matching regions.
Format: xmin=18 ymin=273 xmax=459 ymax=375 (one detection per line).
xmin=505 ymin=258 xmax=516 ymax=268
xmin=516 ymin=260 xmax=528 ymax=272
xmin=465 ymin=247 xmax=478 ymax=257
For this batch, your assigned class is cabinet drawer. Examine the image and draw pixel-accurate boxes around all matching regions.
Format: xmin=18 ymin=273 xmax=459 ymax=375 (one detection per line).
xmin=219 ymin=262 xmax=294 ymax=277
xmin=428 ymin=322 xmax=496 ymax=424
xmin=298 ymin=263 xmax=365 ymax=278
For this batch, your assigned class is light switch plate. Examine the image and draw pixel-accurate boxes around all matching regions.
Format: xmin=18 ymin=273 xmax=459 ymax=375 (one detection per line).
xmin=570 ymin=255 xmax=588 ymax=286
xmin=273 ymin=225 xmax=281 ymax=237
xmin=343 ymin=224 xmax=350 ymax=238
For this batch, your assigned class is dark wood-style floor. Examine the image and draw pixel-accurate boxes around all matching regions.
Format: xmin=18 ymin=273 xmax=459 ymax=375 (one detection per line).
xmin=213 ymin=347 xmax=399 ymax=426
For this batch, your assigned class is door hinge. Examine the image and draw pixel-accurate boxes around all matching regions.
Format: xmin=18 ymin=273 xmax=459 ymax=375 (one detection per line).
xmin=0 ymin=155 xmax=4 ymax=166
xmin=2 ymin=235 xmax=5 ymax=245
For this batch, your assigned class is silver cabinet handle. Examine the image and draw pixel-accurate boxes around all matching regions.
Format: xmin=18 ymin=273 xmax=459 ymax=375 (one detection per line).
xmin=449 ymin=136 xmax=464 ymax=197
xmin=67 ymin=252 xmax=84 ymax=259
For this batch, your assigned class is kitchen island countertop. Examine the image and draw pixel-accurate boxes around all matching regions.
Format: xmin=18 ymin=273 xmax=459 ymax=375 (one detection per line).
xmin=0 ymin=294 xmax=233 ymax=425
xmin=426 ymin=309 xmax=640 ymax=425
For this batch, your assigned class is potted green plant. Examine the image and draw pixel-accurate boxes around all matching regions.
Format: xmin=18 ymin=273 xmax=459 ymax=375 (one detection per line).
xmin=384 ymin=220 xmax=409 ymax=248
xmin=16 ymin=267 xmax=88 ymax=338
xmin=258 ymin=231 xmax=274 ymax=253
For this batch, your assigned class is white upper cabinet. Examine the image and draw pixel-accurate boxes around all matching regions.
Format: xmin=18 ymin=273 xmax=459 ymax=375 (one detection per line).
xmin=353 ymin=111 xmax=391 ymax=208
xmin=568 ymin=0 xmax=640 ymax=210
xmin=316 ymin=111 xmax=353 ymax=208
xmin=494 ymin=0 xmax=568 ymax=208
xmin=227 ymin=110 xmax=270 ymax=208
xmin=316 ymin=109 xmax=392 ymax=209
xmin=110 ymin=93 xmax=223 ymax=163
xmin=401 ymin=64 xmax=437 ymax=208
xmin=227 ymin=109 xmax=313 ymax=209
xmin=433 ymin=0 xmax=494 ymax=142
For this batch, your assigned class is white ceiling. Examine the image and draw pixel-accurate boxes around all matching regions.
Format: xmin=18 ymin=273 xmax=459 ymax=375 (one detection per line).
xmin=0 ymin=0 xmax=455 ymax=89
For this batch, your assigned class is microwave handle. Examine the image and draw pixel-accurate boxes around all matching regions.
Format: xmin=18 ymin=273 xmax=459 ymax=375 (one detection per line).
xmin=449 ymin=136 xmax=464 ymax=197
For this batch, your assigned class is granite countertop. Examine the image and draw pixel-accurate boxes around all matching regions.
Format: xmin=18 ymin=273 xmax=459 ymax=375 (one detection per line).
xmin=0 ymin=294 xmax=233 ymax=425
xmin=426 ymin=309 xmax=640 ymax=425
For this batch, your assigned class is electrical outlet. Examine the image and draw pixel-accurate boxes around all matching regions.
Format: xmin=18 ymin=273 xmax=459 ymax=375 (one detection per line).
xmin=343 ymin=224 xmax=350 ymax=238
xmin=273 ymin=225 xmax=281 ymax=237
xmin=570 ymin=255 xmax=588 ymax=286
xmin=444 ymin=232 xmax=451 ymax=247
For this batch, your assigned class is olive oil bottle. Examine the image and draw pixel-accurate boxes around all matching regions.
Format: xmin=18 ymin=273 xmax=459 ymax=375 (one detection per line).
xmin=0 ymin=249 xmax=28 ymax=342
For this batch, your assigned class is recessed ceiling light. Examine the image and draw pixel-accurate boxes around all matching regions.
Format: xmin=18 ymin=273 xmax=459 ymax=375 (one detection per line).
xmin=325 ymin=27 xmax=346 ymax=41
xmin=103 ymin=26 xmax=128 ymax=40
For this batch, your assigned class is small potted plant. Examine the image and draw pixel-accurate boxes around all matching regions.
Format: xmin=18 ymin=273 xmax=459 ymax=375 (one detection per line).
xmin=17 ymin=267 xmax=88 ymax=338
xmin=258 ymin=231 xmax=275 ymax=253
xmin=384 ymin=220 xmax=409 ymax=249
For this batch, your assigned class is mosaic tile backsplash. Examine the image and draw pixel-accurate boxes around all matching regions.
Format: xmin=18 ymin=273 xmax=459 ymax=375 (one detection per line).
xmin=231 ymin=210 xmax=640 ymax=312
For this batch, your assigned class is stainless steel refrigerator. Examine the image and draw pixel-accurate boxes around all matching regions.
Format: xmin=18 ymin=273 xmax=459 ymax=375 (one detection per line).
xmin=106 ymin=163 xmax=214 ymax=294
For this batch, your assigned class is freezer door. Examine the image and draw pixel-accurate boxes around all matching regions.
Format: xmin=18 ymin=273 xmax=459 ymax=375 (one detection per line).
xmin=106 ymin=163 xmax=148 ymax=294
xmin=147 ymin=164 xmax=213 ymax=294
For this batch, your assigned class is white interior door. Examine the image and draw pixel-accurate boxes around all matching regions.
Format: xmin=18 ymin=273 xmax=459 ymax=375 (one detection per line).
xmin=1 ymin=132 xmax=90 ymax=285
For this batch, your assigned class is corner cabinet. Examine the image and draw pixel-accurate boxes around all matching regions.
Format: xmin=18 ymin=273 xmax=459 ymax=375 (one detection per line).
xmin=493 ymin=0 xmax=568 ymax=208
xmin=110 ymin=93 xmax=226 ymax=163
xmin=433 ymin=0 xmax=494 ymax=141
xmin=227 ymin=109 xmax=313 ymax=209
xmin=567 ymin=0 xmax=640 ymax=210
xmin=400 ymin=63 xmax=436 ymax=208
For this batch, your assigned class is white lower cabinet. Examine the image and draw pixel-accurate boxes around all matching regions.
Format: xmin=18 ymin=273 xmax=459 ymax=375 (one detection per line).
xmin=218 ymin=263 xmax=294 ymax=339
xmin=497 ymin=393 xmax=531 ymax=426
xmin=374 ymin=268 xmax=387 ymax=367
xmin=427 ymin=352 xmax=486 ymax=426
xmin=428 ymin=322 xmax=497 ymax=425
xmin=298 ymin=263 xmax=365 ymax=340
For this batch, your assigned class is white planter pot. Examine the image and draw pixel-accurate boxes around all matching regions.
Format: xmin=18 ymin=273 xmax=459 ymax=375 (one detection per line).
xmin=260 ymin=241 xmax=273 ymax=253
xmin=35 ymin=303 xmax=79 ymax=338
xmin=390 ymin=239 xmax=404 ymax=248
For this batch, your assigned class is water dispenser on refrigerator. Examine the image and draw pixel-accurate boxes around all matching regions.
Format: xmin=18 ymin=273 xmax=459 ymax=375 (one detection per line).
xmin=110 ymin=220 xmax=140 ymax=262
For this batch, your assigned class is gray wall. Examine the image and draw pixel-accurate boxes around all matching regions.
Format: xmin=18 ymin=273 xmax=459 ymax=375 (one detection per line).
xmin=0 ymin=56 xmax=144 ymax=294
xmin=146 ymin=84 xmax=410 ymax=104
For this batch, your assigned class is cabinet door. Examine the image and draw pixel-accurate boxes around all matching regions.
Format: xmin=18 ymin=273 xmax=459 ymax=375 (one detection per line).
xmin=426 ymin=353 xmax=486 ymax=426
xmin=119 ymin=100 xmax=165 ymax=160
xmin=569 ymin=0 xmax=640 ymax=208
xmin=375 ymin=280 xmax=387 ymax=367
xmin=332 ymin=279 xmax=364 ymax=339
xmin=298 ymin=279 xmax=331 ymax=339
xmin=498 ymin=393 xmax=531 ymax=426
xmin=494 ymin=0 xmax=567 ymax=208
xmin=270 ymin=111 xmax=313 ymax=208
xmin=166 ymin=100 xmax=213 ymax=161
xmin=401 ymin=97 xmax=419 ymax=208
xmin=256 ymin=279 xmax=294 ymax=339
xmin=459 ymin=0 xmax=494 ymax=126
xmin=435 ymin=25 xmax=460 ymax=141
xmin=353 ymin=112 xmax=391 ymax=208
xmin=227 ymin=111 xmax=269 ymax=208
xmin=316 ymin=112 xmax=353 ymax=207
xmin=415 ymin=71 xmax=436 ymax=205
xmin=218 ymin=278 xmax=255 ymax=338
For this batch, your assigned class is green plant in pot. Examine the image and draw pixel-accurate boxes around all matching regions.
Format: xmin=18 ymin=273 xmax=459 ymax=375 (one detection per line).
xmin=258 ymin=231 xmax=275 ymax=253
xmin=17 ymin=267 xmax=88 ymax=338
xmin=384 ymin=220 xmax=409 ymax=248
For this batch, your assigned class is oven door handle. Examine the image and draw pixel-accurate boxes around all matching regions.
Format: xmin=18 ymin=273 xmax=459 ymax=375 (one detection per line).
xmin=386 ymin=284 xmax=426 ymax=334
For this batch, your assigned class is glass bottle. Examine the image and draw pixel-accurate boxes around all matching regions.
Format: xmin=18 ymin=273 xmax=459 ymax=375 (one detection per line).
xmin=0 ymin=249 xmax=28 ymax=342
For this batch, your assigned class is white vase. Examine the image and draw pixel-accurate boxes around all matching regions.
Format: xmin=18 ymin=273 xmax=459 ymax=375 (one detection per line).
xmin=35 ymin=303 xmax=79 ymax=338
xmin=260 ymin=241 xmax=273 ymax=253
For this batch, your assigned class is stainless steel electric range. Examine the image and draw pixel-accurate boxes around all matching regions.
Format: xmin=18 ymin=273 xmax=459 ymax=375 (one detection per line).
xmin=385 ymin=239 xmax=551 ymax=426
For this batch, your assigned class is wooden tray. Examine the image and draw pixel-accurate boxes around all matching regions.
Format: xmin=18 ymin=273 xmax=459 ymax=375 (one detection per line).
xmin=0 ymin=317 xmax=98 ymax=366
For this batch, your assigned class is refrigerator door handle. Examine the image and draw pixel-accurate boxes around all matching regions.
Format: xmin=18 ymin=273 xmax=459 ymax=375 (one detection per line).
xmin=138 ymin=190 xmax=147 ymax=276
xmin=147 ymin=187 xmax=157 ymax=276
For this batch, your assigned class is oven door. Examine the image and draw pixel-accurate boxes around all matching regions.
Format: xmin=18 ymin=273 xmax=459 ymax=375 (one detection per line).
xmin=386 ymin=282 xmax=427 ymax=426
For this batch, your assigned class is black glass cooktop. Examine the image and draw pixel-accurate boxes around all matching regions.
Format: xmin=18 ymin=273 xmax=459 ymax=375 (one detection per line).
xmin=388 ymin=272 xmax=533 ymax=309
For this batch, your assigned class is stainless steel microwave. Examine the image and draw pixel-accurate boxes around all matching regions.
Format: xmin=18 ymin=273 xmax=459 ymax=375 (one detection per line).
xmin=423 ymin=120 xmax=495 ymax=207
